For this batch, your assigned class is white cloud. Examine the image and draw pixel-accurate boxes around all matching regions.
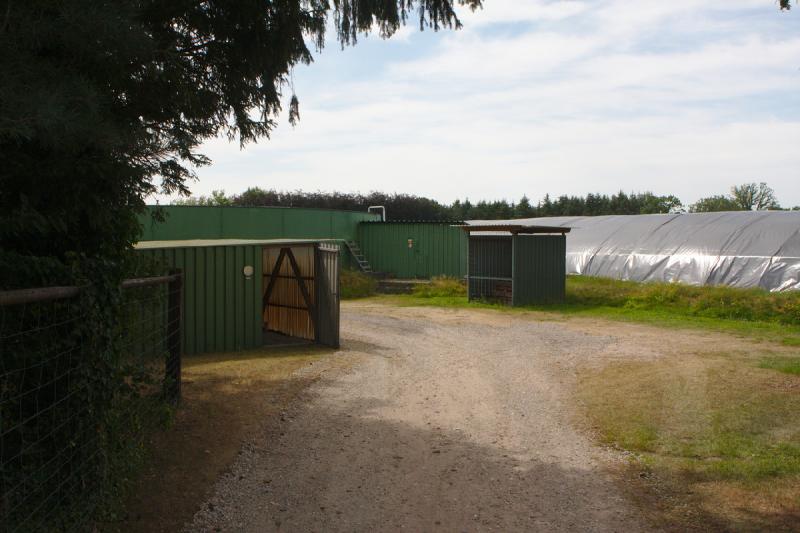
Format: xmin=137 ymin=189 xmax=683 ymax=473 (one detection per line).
xmin=457 ymin=0 xmax=588 ymax=27
xmin=172 ymin=0 xmax=800 ymax=208
xmin=388 ymin=31 xmax=603 ymax=81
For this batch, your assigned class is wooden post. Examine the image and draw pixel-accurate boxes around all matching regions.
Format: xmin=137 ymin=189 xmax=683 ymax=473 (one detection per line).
xmin=262 ymin=248 xmax=287 ymax=314
xmin=313 ymin=245 xmax=322 ymax=343
xmin=166 ymin=269 xmax=182 ymax=404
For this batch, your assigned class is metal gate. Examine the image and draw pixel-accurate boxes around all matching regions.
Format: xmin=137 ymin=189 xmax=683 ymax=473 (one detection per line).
xmin=315 ymin=244 xmax=340 ymax=348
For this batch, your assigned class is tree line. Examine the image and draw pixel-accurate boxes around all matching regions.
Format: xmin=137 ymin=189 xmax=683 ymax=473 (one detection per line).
xmin=174 ymin=182 xmax=795 ymax=221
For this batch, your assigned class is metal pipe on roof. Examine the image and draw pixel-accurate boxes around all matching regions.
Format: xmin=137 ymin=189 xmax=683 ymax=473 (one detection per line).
xmin=368 ymin=205 xmax=386 ymax=221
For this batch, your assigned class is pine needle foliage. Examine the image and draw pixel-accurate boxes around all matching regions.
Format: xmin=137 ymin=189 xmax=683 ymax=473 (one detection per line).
xmin=0 ymin=0 xmax=480 ymax=262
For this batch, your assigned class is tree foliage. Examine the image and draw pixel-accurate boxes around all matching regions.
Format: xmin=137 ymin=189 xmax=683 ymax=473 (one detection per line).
xmin=181 ymin=183 xmax=794 ymax=219
xmin=176 ymin=187 xmax=686 ymax=219
xmin=691 ymin=182 xmax=781 ymax=212
xmin=730 ymin=182 xmax=781 ymax=211
xmin=174 ymin=189 xmax=233 ymax=207
xmin=0 ymin=0 xmax=479 ymax=263
xmin=229 ymin=188 xmax=449 ymax=219
xmin=690 ymin=195 xmax=741 ymax=213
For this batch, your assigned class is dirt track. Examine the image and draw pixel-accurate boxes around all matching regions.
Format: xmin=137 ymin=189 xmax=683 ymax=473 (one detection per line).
xmin=187 ymin=302 xmax=658 ymax=532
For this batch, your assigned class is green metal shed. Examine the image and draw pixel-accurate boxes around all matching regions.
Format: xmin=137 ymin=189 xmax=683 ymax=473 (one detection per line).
xmin=356 ymin=221 xmax=468 ymax=278
xmin=462 ymin=225 xmax=570 ymax=305
xmin=135 ymin=239 xmax=340 ymax=354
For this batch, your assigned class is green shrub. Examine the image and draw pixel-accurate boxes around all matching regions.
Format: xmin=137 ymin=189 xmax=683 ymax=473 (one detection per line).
xmin=340 ymin=269 xmax=377 ymax=299
xmin=413 ymin=276 xmax=467 ymax=298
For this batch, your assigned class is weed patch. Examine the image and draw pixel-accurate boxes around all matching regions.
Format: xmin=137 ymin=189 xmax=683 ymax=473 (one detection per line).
xmin=340 ymin=269 xmax=377 ymax=299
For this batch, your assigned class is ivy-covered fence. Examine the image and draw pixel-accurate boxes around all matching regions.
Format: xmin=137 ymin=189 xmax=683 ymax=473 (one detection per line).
xmin=0 ymin=273 xmax=182 ymax=532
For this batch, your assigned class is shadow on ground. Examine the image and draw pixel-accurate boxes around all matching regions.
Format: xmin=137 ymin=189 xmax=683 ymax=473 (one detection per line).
xmin=192 ymin=393 xmax=644 ymax=532
xmin=192 ymin=385 xmax=798 ymax=533
xmin=112 ymin=345 xmax=336 ymax=533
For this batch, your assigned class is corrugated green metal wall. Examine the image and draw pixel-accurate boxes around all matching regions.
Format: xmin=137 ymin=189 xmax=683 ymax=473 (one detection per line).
xmin=357 ymin=222 xmax=468 ymax=278
xmin=512 ymin=235 xmax=566 ymax=305
xmin=139 ymin=206 xmax=378 ymax=242
xmin=138 ymin=244 xmax=263 ymax=355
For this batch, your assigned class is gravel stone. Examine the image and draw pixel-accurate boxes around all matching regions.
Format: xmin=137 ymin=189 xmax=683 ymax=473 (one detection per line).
xmin=186 ymin=302 xmax=669 ymax=532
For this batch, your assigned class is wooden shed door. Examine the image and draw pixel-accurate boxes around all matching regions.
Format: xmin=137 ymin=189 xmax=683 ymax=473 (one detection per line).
xmin=262 ymin=245 xmax=316 ymax=341
xmin=315 ymin=244 xmax=340 ymax=348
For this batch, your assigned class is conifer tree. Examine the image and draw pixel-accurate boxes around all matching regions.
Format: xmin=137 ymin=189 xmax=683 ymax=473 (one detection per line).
xmin=0 ymin=0 xmax=479 ymax=261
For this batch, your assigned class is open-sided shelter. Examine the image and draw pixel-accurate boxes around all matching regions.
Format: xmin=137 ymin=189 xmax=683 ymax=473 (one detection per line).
xmin=136 ymin=239 xmax=340 ymax=354
xmin=461 ymin=224 xmax=570 ymax=305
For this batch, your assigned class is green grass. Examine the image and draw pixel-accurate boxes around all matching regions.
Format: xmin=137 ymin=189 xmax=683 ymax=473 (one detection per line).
xmin=373 ymin=276 xmax=800 ymax=344
xmin=340 ymin=269 xmax=377 ymax=299
xmin=412 ymin=276 xmax=466 ymax=298
xmin=578 ymin=350 xmax=800 ymax=529
xmin=758 ymin=356 xmax=800 ymax=375
xmin=580 ymin=355 xmax=800 ymax=483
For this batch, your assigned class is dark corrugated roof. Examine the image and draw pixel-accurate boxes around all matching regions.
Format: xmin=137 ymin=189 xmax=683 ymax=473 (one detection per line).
xmin=147 ymin=204 xmax=381 ymax=216
xmin=458 ymin=224 xmax=571 ymax=234
xmin=359 ymin=220 xmax=465 ymax=224
xmin=135 ymin=238 xmax=334 ymax=249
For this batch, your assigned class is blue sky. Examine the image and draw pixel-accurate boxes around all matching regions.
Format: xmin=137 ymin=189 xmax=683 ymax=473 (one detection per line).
xmin=173 ymin=0 xmax=800 ymax=208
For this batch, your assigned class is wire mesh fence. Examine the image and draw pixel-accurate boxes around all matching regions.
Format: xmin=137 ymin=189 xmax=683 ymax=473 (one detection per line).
xmin=0 ymin=273 xmax=182 ymax=532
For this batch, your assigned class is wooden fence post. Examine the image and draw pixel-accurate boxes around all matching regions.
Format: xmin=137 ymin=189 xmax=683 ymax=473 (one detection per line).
xmin=166 ymin=269 xmax=182 ymax=403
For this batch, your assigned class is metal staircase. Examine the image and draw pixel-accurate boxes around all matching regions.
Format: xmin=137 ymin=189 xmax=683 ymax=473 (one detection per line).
xmin=344 ymin=241 xmax=373 ymax=274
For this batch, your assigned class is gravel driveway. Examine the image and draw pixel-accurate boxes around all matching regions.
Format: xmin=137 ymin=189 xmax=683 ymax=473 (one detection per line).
xmin=188 ymin=302 xmax=656 ymax=532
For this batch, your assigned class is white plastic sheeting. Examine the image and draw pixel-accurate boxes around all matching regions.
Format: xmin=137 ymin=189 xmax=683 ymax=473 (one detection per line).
xmin=466 ymin=211 xmax=800 ymax=292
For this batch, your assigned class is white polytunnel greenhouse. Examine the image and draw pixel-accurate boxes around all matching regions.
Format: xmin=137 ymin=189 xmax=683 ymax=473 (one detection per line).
xmin=466 ymin=211 xmax=800 ymax=292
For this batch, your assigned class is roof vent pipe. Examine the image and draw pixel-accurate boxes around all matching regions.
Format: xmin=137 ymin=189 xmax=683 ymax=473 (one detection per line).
xmin=368 ymin=205 xmax=386 ymax=221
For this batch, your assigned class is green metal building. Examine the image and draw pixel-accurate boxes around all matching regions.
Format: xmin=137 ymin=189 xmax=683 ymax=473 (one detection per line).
xmin=463 ymin=224 xmax=570 ymax=305
xmin=139 ymin=205 xmax=379 ymax=242
xmin=357 ymin=221 xmax=467 ymax=278
xmin=136 ymin=239 xmax=340 ymax=355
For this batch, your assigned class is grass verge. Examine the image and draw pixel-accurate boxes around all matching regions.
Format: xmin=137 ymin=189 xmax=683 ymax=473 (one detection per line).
xmin=758 ymin=356 xmax=800 ymax=375
xmin=578 ymin=350 xmax=800 ymax=530
xmin=379 ymin=275 xmax=800 ymax=344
